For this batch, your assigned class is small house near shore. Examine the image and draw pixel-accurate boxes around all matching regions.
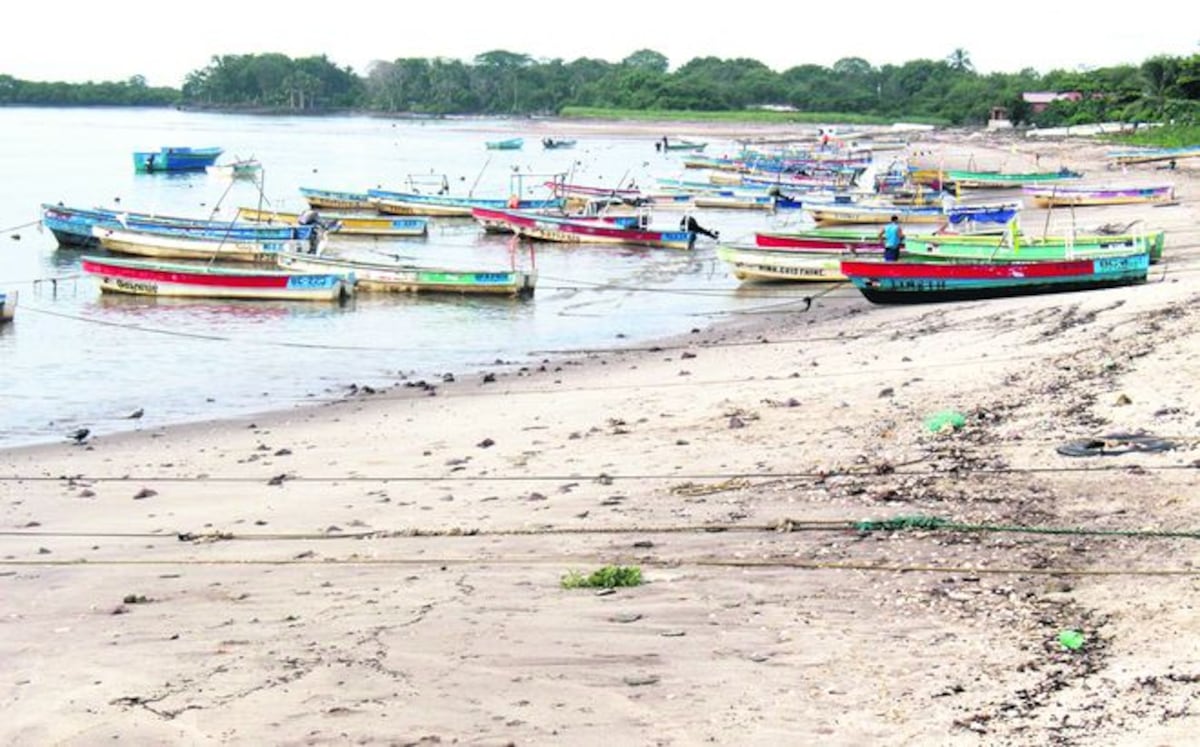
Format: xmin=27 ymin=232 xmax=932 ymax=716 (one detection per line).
xmin=1023 ymin=91 xmax=1083 ymax=113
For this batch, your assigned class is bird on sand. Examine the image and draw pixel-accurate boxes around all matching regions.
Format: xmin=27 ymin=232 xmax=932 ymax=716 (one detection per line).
xmin=68 ymin=428 xmax=90 ymax=444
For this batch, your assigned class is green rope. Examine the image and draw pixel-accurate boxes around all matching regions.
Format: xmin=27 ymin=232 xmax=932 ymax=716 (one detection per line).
xmin=855 ymin=514 xmax=1200 ymax=540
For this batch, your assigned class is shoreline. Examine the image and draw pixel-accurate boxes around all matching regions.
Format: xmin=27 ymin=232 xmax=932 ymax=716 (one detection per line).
xmin=3 ymin=130 xmax=1199 ymax=744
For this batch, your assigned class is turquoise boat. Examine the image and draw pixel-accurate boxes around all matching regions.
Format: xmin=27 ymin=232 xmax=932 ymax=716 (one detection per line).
xmin=133 ymin=147 xmax=223 ymax=173
xmin=485 ymin=138 xmax=524 ymax=150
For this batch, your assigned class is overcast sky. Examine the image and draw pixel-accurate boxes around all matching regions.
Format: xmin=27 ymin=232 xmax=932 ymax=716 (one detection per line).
xmin=3 ymin=1 xmax=1196 ymax=87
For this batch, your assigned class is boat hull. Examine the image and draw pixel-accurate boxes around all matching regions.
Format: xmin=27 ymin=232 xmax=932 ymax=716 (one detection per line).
xmin=369 ymin=190 xmax=563 ymax=217
xmin=717 ymin=246 xmax=848 ymax=282
xmin=94 ymin=227 xmax=313 ymax=263
xmin=133 ymin=147 xmax=223 ymax=173
xmin=1025 ymin=185 xmax=1175 ymax=207
xmin=471 ymin=208 xmax=695 ymax=250
xmin=81 ymin=257 xmax=353 ymax=301
xmin=841 ymin=254 xmax=1149 ymax=304
xmin=236 ymin=208 xmax=428 ymax=237
xmin=300 ymin=188 xmax=375 ymax=211
xmin=278 ymin=253 xmax=535 ymax=297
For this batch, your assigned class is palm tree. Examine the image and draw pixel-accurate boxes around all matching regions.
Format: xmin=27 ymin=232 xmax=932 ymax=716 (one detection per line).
xmin=947 ymin=49 xmax=974 ymax=73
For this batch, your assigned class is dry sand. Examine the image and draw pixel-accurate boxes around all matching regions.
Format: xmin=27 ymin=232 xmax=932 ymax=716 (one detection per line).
xmin=2 ymin=127 xmax=1199 ymax=746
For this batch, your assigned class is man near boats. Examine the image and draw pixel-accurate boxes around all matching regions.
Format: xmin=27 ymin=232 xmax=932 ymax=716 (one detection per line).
xmin=879 ymin=215 xmax=904 ymax=261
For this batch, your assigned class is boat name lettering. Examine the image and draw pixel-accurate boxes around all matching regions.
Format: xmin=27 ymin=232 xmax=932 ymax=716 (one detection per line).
xmin=113 ymin=278 xmax=158 ymax=293
xmin=889 ymin=279 xmax=949 ymax=292
xmin=288 ymin=275 xmax=333 ymax=289
xmin=1094 ymin=255 xmax=1146 ymax=272
xmin=757 ymin=264 xmax=829 ymax=277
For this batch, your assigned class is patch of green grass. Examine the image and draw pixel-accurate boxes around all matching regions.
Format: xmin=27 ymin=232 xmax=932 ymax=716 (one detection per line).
xmin=561 ymin=565 xmax=644 ymax=589
xmin=1107 ymin=123 xmax=1200 ymax=148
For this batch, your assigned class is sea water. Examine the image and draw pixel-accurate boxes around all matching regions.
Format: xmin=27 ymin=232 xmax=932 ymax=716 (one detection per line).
xmin=0 ymin=107 xmax=814 ymax=447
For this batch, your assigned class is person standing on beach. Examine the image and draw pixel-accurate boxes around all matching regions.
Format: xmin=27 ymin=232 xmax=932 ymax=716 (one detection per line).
xmin=879 ymin=215 xmax=904 ymax=262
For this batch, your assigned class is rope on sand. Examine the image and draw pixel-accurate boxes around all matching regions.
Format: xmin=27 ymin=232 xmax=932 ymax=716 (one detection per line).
xmin=1 ymin=554 xmax=1197 ymax=577
xmin=4 ymin=515 xmax=1199 ymax=543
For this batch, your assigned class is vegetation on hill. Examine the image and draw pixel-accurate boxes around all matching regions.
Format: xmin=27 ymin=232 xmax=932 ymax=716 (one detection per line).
xmin=2 ymin=49 xmax=1197 ymax=130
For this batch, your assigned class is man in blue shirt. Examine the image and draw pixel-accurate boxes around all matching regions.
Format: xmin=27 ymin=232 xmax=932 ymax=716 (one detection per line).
xmin=879 ymin=215 xmax=905 ymax=262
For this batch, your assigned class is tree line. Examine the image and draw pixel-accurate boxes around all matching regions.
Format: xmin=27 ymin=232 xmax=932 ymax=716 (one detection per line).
xmin=2 ymin=49 xmax=1197 ymax=126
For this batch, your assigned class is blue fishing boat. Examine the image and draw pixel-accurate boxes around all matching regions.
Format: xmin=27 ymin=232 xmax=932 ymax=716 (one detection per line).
xmin=132 ymin=147 xmax=224 ymax=173
xmin=41 ymin=204 xmax=317 ymax=249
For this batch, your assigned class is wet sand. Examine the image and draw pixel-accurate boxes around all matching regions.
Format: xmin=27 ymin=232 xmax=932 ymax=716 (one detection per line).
xmin=2 ymin=126 xmax=1199 ymax=745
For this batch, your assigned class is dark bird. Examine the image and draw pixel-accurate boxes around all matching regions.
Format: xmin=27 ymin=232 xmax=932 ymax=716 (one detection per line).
xmin=125 ymin=408 xmax=144 ymax=420
xmin=69 ymin=428 xmax=90 ymax=444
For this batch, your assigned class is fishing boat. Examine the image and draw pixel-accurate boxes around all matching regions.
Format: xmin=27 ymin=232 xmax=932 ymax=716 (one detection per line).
xmin=691 ymin=193 xmax=779 ymax=211
xmin=276 ymin=252 xmax=535 ymax=297
xmin=1023 ymin=183 xmax=1176 ymax=207
xmin=545 ymin=181 xmax=642 ymax=202
xmin=662 ymin=138 xmax=707 ymax=152
xmin=755 ymin=227 xmax=892 ymax=252
xmin=236 ymin=208 xmax=428 ymax=237
xmin=840 ymin=253 xmax=1149 ymax=304
xmin=939 ymin=168 xmax=1082 ymax=189
xmin=807 ymin=201 xmax=1020 ymax=226
xmin=717 ymin=244 xmax=859 ymax=282
xmin=133 ymin=147 xmax=223 ymax=173
xmin=470 ymin=207 xmax=695 ymax=250
xmin=0 ymin=290 xmax=15 ymax=324
xmin=904 ymin=229 xmax=1166 ymax=264
xmin=368 ymin=189 xmax=563 ymax=217
xmin=485 ymin=137 xmax=524 ymax=150
xmin=41 ymin=204 xmax=311 ymax=249
xmin=80 ymin=255 xmax=354 ymax=302
xmin=542 ymin=137 xmax=577 ymax=149
xmin=1106 ymin=146 xmax=1200 ymax=166
xmin=93 ymin=226 xmax=315 ymax=263
xmin=300 ymin=187 xmax=375 ymax=211
xmin=206 ymin=158 xmax=262 ymax=179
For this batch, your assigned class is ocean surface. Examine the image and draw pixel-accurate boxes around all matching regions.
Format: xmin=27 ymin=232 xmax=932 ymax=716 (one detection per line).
xmin=0 ymin=108 xmax=814 ymax=447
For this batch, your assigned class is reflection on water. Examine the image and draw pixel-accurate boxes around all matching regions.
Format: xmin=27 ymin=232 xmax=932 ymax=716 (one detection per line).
xmin=0 ymin=108 xmax=811 ymax=446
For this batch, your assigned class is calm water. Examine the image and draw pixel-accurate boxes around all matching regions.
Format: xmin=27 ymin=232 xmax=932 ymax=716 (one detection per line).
xmin=0 ymin=108 xmax=812 ymax=447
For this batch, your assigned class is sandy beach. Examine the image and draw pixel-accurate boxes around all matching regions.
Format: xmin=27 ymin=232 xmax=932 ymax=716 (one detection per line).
xmin=3 ymin=125 xmax=1199 ymax=746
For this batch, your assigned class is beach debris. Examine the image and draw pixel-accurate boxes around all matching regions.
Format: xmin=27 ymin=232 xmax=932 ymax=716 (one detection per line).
xmin=728 ymin=415 xmax=746 ymax=429
xmin=1115 ymin=393 xmax=1133 ymax=405
xmin=623 ymin=674 xmax=660 ymax=687
xmin=1055 ymin=432 xmax=1176 ymax=457
xmin=924 ymin=410 xmax=966 ymax=433
xmin=610 ymin=612 xmax=643 ymax=623
xmin=477 ymin=438 xmax=495 ymax=448
xmin=267 ymin=473 xmax=289 ymax=486
xmin=879 ymin=387 xmax=895 ymax=398
xmin=132 ymin=488 xmax=157 ymax=500
xmin=123 ymin=594 xmax=150 ymax=605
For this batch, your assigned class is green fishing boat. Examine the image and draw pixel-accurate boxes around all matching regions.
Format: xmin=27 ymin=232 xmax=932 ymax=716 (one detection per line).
xmin=903 ymin=229 xmax=1164 ymax=264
